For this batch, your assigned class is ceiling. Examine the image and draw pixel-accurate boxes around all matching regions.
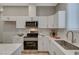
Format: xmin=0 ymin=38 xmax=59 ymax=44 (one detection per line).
xmin=0 ymin=3 xmax=57 ymax=6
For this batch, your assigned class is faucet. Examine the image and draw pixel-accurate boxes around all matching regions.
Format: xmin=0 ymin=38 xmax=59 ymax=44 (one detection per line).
xmin=66 ymin=31 xmax=75 ymax=43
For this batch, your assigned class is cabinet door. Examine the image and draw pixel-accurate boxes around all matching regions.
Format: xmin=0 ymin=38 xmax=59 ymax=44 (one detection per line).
xmin=38 ymin=16 xmax=48 ymax=28
xmin=38 ymin=35 xmax=44 ymax=51
xmin=16 ymin=16 xmax=26 ymax=28
xmin=1 ymin=16 xmax=16 ymax=21
xmin=32 ymin=17 xmax=38 ymax=21
xmin=38 ymin=35 xmax=49 ymax=51
xmin=25 ymin=17 xmax=31 ymax=21
xmin=8 ymin=16 xmax=16 ymax=21
xmin=43 ymin=36 xmax=49 ymax=51
xmin=54 ymin=13 xmax=58 ymax=28
xmin=48 ymin=15 xmax=54 ymax=28
xmin=26 ymin=17 xmax=38 ymax=21
xmin=58 ymin=11 xmax=65 ymax=28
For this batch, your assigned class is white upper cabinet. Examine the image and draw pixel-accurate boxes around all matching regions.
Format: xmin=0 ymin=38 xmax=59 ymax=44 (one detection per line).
xmin=49 ymin=14 xmax=58 ymax=28
xmin=0 ymin=16 xmax=16 ymax=21
xmin=25 ymin=17 xmax=31 ymax=21
xmin=26 ymin=17 xmax=38 ymax=21
xmin=48 ymin=15 xmax=55 ymax=28
xmin=32 ymin=17 xmax=38 ymax=21
xmin=57 ymin=11 xmax=66 ymax=28
xmin=48 ymin=11 xmax=65 ymax=28
xmin=54 ymin=13 xmax=58 ymax=28
xmin=6 ymin=16 xmax=16 ymax=21
xmin=38 ymin=16 xmax=48 ymax=28
xmin=67 ymin=4 xmax=79 ymax=30
xmin=16 ymin=16 xmax=26 ymax=28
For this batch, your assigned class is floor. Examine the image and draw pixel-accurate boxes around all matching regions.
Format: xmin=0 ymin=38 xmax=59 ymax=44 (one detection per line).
xmin=21 ymin=50 xmax=49 ymax=55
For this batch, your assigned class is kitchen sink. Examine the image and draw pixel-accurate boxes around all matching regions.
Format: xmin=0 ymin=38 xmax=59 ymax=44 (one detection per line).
xmin=55 ymin=40 xmax=79 ymax=50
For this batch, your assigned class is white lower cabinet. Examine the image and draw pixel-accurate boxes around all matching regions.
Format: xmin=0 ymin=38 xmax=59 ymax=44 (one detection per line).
xmin=38 ymin=36 xmax=65 ymax=55
xmin=43 ymin=36 xmax=49 ymax=51
xmin=38 ymin=35 xmax=49 ymax=51
xmin=38 ymin=35 xmax=44 ymax=51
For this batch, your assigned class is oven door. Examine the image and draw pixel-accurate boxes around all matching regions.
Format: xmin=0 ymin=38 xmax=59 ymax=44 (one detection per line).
xmin=24 ymin=41 xmax=38 ymax=50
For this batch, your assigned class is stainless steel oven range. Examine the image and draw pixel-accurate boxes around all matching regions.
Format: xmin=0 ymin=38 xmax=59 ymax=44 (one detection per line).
xmin=24 ymin=41 xmax=38 ymax=50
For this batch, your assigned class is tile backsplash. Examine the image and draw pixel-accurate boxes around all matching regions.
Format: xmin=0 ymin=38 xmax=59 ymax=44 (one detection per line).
xmin=57 ymin=29 xmax=79 ymax=43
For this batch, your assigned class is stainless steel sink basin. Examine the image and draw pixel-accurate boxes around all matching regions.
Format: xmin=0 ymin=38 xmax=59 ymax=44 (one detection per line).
xmin=55 ymin=40 xmax=79 ymax=50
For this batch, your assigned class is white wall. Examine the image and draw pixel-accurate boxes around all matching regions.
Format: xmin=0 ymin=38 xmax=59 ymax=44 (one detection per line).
xmin=2 ymin=6 xmax=56 ymax=16
xmin=3 ymin=6 xmax=28 ymax=16
xmin=36 ymin=6 xmax=56 ymax=16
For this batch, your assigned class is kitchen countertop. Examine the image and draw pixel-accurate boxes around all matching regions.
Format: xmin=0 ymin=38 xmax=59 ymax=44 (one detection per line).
xmin=49 ymin=37 xmax=79 ymax=55
xmin=39 ymin=33 xmax=79 ymax=55
xmin=0 ymin=43 xmax=22 ymax=55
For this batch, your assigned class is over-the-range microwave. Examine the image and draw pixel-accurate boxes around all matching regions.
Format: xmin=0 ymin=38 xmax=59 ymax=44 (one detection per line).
xmin=26 ymin=21 xmax=38 ymax=27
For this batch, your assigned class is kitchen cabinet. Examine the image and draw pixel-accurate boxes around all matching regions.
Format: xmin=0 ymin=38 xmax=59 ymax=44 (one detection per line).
xmin=38 ymin=16 xmax=48 ymax=28
xmin=26 ymin=17 xmax=38 ymax=21
xmin=0 ymin=16 xmax=16 ymax=21
xmin=67 ymin=4 xmax=79 ymax=30
xmin=48 ymin=15 xmax=58 ymax=28
xmin=53 ymin=11 xmax=66 ymax=28
xmin=16 ymin=16 xmax=26 ymax=28
xmin=48 ymin=15 xmax=54 ymax=28
xmin=32 ymin=17 xmax=38 ymax=21
xmin=57 ymin=11 xmax=66 ymax=28
xmin=25 ymin=17 xmax=31 ymax=21
xmin=43 ymin=36 xmax=49 ymax=51
xmin=6 ymin=16 xmax=16 ymax=21
xmin=48 ymin=11 xmax=65 ymax=28
xmin=38 ymin=35 xmax=49 ymax=51
xmin=38 ymin=35 xmax=44 ymax=51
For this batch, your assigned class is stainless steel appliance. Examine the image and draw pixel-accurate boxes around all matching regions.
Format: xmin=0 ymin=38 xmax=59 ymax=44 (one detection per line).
xmin=23 ymin=30 xmax=38 ymax=50
xmin=24 ymin=41 xmax=38 ymax=50
xmin=26 ymin=21 xmax=38 ymax=27
xmin=27 ymin=33 xmax=38 ymax=38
